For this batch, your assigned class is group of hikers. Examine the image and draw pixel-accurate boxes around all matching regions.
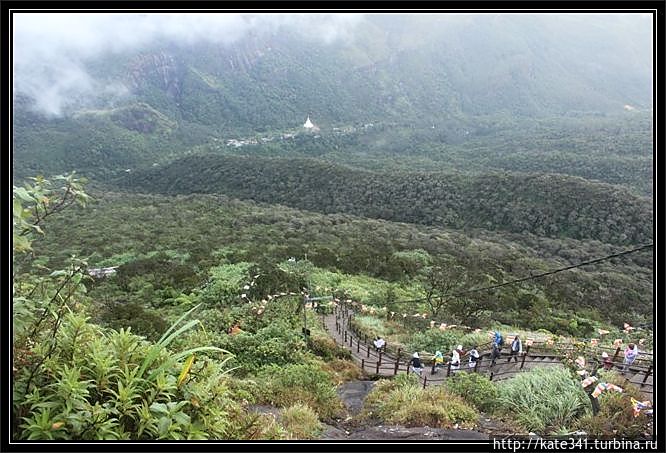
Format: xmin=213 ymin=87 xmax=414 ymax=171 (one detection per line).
xmin=403 ymin=331 xmax=522 ymax=376
xmin=397 ymin=332 xmax=642 ymax=377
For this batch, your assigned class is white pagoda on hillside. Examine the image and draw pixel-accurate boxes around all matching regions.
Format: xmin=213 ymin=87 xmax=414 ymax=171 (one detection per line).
xmin=303 ymin=115 xmax=320 ymax=132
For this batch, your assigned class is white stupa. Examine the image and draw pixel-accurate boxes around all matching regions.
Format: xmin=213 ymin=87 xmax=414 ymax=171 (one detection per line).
xmin=303 ymin=116 xmax=315 ymax=129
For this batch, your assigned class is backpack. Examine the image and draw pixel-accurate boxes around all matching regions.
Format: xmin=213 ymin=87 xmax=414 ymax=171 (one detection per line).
xmin=497 ymin=335 xmax=505 ymax=347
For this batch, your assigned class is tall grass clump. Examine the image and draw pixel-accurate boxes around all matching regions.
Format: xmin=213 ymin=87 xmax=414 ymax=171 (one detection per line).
xmin=363 ymin=374 xmax=478 ymax=428
xmin=497 ymin=367 xmax=591 ymax=434
xmin=280 ymin=404 xmax=323 ymax=439
xmin=350 ymin=315 xmax=390 ymax=339
xmin=256 ymin=363 xmax=343 ymax=419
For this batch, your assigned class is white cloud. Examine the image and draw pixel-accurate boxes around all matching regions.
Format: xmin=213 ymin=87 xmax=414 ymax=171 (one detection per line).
xmin=12 ymin=13 xmax=365 ymax=115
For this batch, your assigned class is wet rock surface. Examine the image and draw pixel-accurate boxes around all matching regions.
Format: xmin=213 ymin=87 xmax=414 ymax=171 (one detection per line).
xmin=337 ymin=380 xmax=376 ymax=415
xmin=319 ymin=423 xmax=490 ymax=440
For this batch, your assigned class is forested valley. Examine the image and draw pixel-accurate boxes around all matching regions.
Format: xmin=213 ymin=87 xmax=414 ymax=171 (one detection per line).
xmin=12 ymin=12 xmax=654 ymax=444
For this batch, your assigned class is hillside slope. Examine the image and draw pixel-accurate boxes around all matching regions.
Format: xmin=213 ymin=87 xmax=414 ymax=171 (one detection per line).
xmin=118 ymin=155 xmax=653 ymax=246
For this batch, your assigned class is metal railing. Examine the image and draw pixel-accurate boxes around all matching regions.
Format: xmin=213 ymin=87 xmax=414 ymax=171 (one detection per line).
xmin=326 ymin=302 xmax=654 ymax=396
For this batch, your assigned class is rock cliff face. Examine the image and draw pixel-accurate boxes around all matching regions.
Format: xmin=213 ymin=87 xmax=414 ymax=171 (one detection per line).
xmin=126 ymin=51 xmax=184 ymax=100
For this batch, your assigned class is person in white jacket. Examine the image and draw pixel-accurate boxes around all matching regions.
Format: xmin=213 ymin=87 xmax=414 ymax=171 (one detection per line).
xmin=451 ymin=345 xmax=463 ymax=372
xmin=468 ymin=346 xmax=480 ymax=369
xmin=508 ymin=335 xmax=522 ymax=363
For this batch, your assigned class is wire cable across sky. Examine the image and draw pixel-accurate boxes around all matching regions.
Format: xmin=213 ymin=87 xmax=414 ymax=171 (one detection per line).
xmin=386 ymin=243 xmax=654 ymax=305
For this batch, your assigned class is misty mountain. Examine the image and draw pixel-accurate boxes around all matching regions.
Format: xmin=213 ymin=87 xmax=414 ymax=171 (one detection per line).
xmin=15 ymin=14 xmax=652 ymax=128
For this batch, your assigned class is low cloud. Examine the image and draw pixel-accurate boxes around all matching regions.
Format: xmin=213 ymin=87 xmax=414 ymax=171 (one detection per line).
xmin=12 ymin=13 xmax=364 ymax=115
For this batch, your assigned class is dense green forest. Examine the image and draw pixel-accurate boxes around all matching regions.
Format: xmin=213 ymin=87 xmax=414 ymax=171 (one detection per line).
xmin=119 ymin=155 xmax=652 ymax=246
xmin=34 ymin=190 xmax=653 ymax=334
xmin=13 ymin=109 xmax=653 ymax=198
xmin=12 ymin=12 xmax=654 ymax=443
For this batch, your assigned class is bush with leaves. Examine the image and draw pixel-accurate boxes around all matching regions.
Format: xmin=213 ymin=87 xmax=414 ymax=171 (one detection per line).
xmin=446 ymin=372 xmax=499 ymax=413
xmin=407 ymin=329 xmax=461 ymax=356
xmin=255 ymin=363 xmax=343 ymax=419
xmin=13 ymin=175 xmax=244 ymax=440
xmin=496 ymin=367 xmax=591 ymax=434
xmin=95 ymin=300 xmax=168 ymax=341
xmin=215 ymin=320 xmax=306 ymax=374
xmin=17 ymin=309 xmax=236 ymax=440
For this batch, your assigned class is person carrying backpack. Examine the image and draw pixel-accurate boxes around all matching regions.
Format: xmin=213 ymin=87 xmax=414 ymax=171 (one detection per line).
xmin=491 ymin=331 xmax=503 ymax=366
xmin=508 ymin=335 xmax=522 ymax=363
xmin=433 ymin=350 xmax=444 ymax=373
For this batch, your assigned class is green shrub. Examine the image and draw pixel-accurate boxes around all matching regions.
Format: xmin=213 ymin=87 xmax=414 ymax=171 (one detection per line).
xmin=496 ymin=367 xmax=591 ymax=434
xmin=256 ymin=363 xmax=343 ymax=419
xmin=280 ymin=404 xmax=323 ymax=439
xmin=96 ymin=300 xmax=168 ymax=341
xmin=407 ymin=329 xmax=461 ymax=355
xmin=216 ymin=320 xmax=305 ymax=373
xmin=320 ymin=358 xmax=363 ymax=384
xmin=309 ymin=334 xmax=352 ymax=361
xmin=446 ymin=372 xmax=499 ymax=413
xmin=363 ymin=375 xmax=478 ymax=428
xmin=350 ymin=315 xmax=390 ymax=339
xmin=16 ymin=309 xmax=238 ymax=440
xmin=458 ymin=331 xmax=493 ymax=350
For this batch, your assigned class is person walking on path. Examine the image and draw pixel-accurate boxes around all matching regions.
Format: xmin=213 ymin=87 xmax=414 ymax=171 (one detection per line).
xmin=491 ymin=331 xmax=503 ymax=366
xmin=468 ymin=345 xmax=480 ymax=369
xmin=623 ymin=343 xmax=639 ymax=369
xmin=409 ymin=352 xmax=423 ymax=376
xmin=373 ymin=336 xmax=386 ymax=352
xmin=432 ymin=350 xmax=444 ymax=373
xmin=451 ymin=345 xmax=463 ymax=372
xmin=508 ymin=335 xmax=522 ymax=363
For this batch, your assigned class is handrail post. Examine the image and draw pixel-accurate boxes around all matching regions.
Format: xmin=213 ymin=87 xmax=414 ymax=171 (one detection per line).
xmin=357 ymin=338 xmax=360 ymax=353
xmin=349 ymin=333 xmax=353 ymax=348
xmin=367 ymin=344 xmax=371 ymax=358
xmin=376 ymin=360 xmax=380 ymax=374
xmin=361 ymin=359 xmax=365 ymax=371
xmin=446 ymin=361 xmax=451 ymax=377
xmin=520 ymin=345 xmax=530 ymax=370
xmin=397 ymin=348 xmax=402 ymax=360
xmin=423 ymin=375 xmax=427 ymax=389
xmin=394 ymin=358 xmax=400 ymax=375
xmin=378 ymin=351 xmax=383 ymax=366
xmin=489 ymin=371 xmax=494 ymax=381
xmin=344 ymin=331 xmax=347 ymax=343
xmin=431 ymin=360 xmax=436 ymax=375
xmin=642 ymin=365 xmax=652 ymax=386
xmin=613 ymin=346 xmax=621 ymax=361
